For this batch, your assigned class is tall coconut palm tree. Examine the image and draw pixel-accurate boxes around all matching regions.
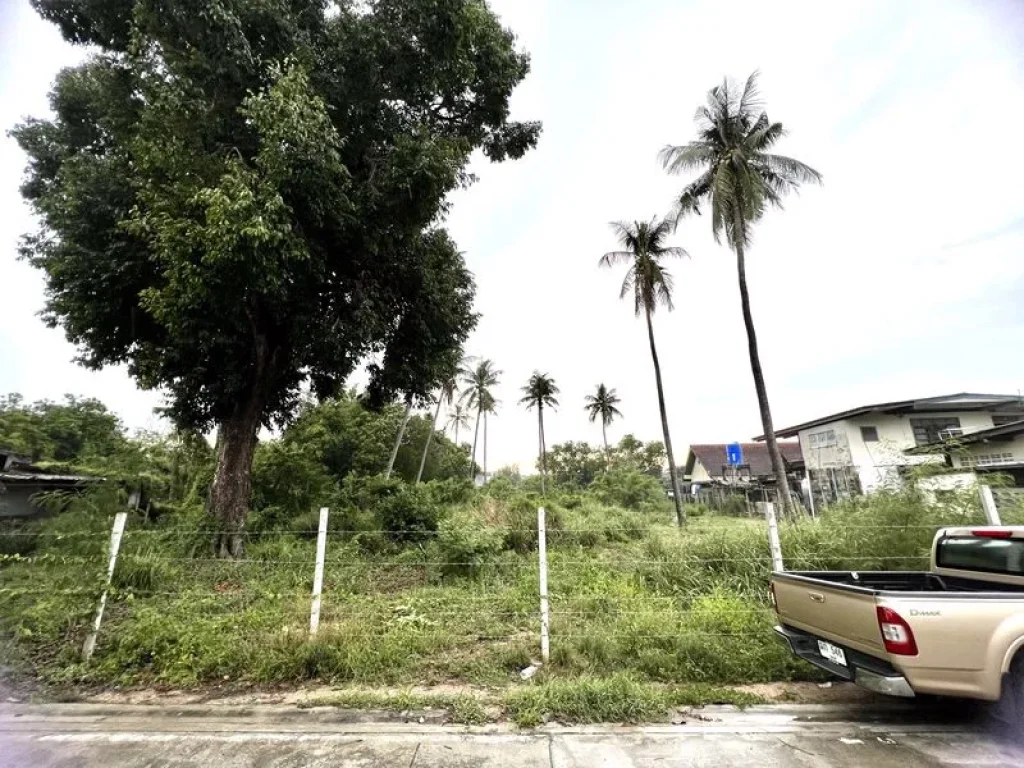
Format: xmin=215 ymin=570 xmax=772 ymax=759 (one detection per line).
xmin=480 ymin=390 xmax=499 ymax=484
xmin=446 ymin=403 xmax=471 ymax=448
xmin=584 ymin=383 xmax=622 ymax=457
xmin=460 ymin=359 xmax=500 ymax=482
xmin=415 ymin=374 xmax=459 ymax=484
xmin=519 ymin=372 xmax=560 ymax=494
xmin=599 ymin=217 xmax=687 ymax=526
xmin=384 ymin=395 xmax=413 ymax=479
xmin=660 ymin=71 xmax=821 ymax=514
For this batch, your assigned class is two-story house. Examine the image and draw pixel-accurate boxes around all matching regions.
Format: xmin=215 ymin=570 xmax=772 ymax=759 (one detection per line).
xmin=755 ymin=393 xmax=1024 ymax=502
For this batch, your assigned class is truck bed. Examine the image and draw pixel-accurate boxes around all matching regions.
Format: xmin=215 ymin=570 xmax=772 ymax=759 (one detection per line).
xmin=778 ymin=570 xmax=1024 ymax=595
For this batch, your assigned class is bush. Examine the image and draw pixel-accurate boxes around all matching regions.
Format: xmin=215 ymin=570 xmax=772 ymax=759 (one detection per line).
xmin=339 ymin=474 xmax=440 ymax=545
xmin=590 ymin=469 xmax=665 ymax=511
xmin=435 ymin=508 xmax=503 ymax=578
xmin=424 ymin=477 xmax=476 ymax=507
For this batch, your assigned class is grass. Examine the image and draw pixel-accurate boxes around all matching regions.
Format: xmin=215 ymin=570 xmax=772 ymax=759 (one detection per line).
xmin=299 ymin=676 xmax=762 ymax=727
xmin=300 ymin=691 xmax=491 ymax=724
xmin=0 ymin=485 xmax=989 ymax=706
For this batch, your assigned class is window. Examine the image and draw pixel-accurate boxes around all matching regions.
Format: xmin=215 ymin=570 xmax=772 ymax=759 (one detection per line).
xmin=937 ymin=536 xmax=1024 ymax=576
xmin=860 ymin=426 xmax=879 ymax=442
xmin=958 ymin=452 xmax=1016 ymax=468
xmin=993 ymin=415 xmax=1023 ymax=427
xmin=910 ymin=417 xmax=961 ymax=446
xmin=808 ymin=429 xmax=837 ymax=449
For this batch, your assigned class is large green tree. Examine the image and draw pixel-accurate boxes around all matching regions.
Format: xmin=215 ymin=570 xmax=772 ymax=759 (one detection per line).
xmin=660 ymin=71 xmax=820 ymax=514
xmin=14 ymin=0 xmax=539 ymax=556
xmin=519 ymin=372 xmax=559 ymax=494
xmin=599 ymin=218 xmax=687 ymax=525
xmin=0 ymin=394 xmax=125 ymax=463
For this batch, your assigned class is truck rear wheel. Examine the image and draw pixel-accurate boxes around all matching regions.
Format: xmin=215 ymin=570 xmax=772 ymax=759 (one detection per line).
xmin=999 ymin=654 xmax=1024 ymax=725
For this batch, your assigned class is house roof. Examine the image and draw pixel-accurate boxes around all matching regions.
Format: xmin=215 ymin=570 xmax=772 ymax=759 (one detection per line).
xmin=0 ymin=470 xmax=98 ymax=484
xmin=906 ymin=418 xmax=1024 ymax=453
xmin=685 ymin=442 xmax=803 ymax=479
xmin=754 ymin=393 xmax=1024 ymax=440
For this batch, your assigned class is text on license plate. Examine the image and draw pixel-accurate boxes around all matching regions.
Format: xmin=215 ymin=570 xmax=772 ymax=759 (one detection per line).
xmin=817 ymin=640 xmax=847 ymax=667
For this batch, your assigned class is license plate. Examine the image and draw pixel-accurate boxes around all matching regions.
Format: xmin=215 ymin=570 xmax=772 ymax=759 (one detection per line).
xmin=817 ymin=640 xmax=847 ymax=667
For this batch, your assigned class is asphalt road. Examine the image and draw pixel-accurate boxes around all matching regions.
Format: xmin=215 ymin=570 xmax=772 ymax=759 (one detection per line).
xmin=2 ymin=701 xmax=1023 ymax=767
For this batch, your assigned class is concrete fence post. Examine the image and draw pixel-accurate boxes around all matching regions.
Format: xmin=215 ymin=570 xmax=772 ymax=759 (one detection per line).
xmin=537 ymin=506 xmax=550 ymax=664
xmin=763 ymin=502 xmax=785 ymax=572
xmin=309 ymin=507 xmax=329 ymax=635
xmin=82 ymin=511 xmax=128 ymax=661
xmin=979 ymin=485 xmax=1001 ymax=526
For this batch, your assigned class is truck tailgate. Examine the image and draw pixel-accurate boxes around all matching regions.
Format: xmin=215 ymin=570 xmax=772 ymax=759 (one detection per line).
xmin=773 ymin=573 xmax=886 ymax=657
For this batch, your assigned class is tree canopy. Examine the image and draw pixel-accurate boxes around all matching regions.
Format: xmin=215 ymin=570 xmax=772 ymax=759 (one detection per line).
xmin=14 ymin=0 xmax=540 ymax=546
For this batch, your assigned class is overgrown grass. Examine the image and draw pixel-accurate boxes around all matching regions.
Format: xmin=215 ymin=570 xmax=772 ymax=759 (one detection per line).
xmin=0 ymin=485 xmax=988 ymax=697
xmin=300 ymin=691 xmax=490 ymax=724
xmin=503 ymin=674 xmax=762 ymax=727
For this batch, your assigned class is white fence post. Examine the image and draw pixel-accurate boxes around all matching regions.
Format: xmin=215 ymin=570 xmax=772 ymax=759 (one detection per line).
xmin=309 ymin=507 xmax=329 ymax=635
xmin=979 ymin=485 xmax=1001 ymax=526
xmin=763 ymin=502 xmax=784 ymax=572
xmin=537 ymin=506 xmax=550 ymax=664
xmin=82 ymin=511 xmax=128 ymax=661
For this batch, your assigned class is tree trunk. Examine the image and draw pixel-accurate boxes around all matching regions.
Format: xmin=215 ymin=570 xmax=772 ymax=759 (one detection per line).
xmin=483 ymin=410 xmax=489 ymax=484
xmin=601 ymin=421 xmax=609 ymax=466
xmin=385 ymin=400 xmax=414 ymax=479
xmin=538 ymin=405 xmax=546 ymax=495
xmin=470 ymin=406 xmax=482 ymax=480
xmin=734 ymin=210 xmax=791 ymax=516
xmin=208 ymin=393 xmax=263 ymax=559
xmin=416 ymin=395 xmax=444 ymax=484
xmin=645 ymin=305 xmax=685 ymax=526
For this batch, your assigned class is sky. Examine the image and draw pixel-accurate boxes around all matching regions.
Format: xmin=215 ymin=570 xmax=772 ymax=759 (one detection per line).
xmin=2 ymin=0 xmax=1024 ymax=473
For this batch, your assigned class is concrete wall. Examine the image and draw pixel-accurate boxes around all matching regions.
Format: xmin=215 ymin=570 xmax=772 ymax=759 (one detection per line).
xmin=0 ymin=485 xmax=49 ymax=519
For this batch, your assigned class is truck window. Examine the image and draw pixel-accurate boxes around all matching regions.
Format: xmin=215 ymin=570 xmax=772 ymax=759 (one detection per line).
xmin=937 ymin=536 xmax=1024 ymax=575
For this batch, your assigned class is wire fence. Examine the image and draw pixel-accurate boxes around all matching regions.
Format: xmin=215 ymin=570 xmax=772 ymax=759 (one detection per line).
xmin=3 ymin=491 xmax=1002 ymax=681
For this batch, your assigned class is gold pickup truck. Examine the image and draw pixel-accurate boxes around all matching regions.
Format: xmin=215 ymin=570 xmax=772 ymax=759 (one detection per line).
xmin=772 ymin=527 xmax=1024 ymax=718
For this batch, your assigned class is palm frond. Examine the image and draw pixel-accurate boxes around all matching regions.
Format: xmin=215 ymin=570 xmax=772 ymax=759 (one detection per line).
xmin=599 ymin=250 xmax=634 ymax=268
xmin=659 ymin=141 xmax=717 ymax=175
xmin=737 ymin=69 xmax=763 ymax=117
xmin=762 ymin=153 xmax=822 ymax=185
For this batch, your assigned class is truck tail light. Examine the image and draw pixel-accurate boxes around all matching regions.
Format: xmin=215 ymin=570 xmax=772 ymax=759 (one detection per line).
xmin=877 ymin=606 xmax=918 ymax=656
xmin=971 ymin=529 xmax=1013 ymax=539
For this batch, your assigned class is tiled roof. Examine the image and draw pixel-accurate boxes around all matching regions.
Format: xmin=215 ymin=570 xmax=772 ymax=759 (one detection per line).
xmin=686 ymin=442 xmax=802 ymax=479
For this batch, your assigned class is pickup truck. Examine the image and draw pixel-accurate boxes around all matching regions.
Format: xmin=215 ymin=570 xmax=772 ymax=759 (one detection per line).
xmin=771 ymin=526 xmax=1024 ymax=719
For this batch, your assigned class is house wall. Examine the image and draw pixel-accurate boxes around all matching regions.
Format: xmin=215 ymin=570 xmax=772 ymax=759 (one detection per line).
xmin=689 ymin=457 xmax=712 ymax=484
xmin=798 ymin=411 xmax=1004 ymax=495
xmin=951 ymin=434 xmax=1024 ymax=470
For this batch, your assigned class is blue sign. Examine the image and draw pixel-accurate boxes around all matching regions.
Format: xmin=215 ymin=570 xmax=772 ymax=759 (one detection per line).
xmin=726 ymin=443 xmax=743 ymax=466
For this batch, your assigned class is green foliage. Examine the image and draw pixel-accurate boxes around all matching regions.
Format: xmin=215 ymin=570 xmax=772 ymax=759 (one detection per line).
xmin=301 ymin=690 xmax=489 ymax=724
xmin=545 ymin=435 xmax=667 ymax=489
xmin=339 ymin=474 xmax=439 ymax=544
xmin=15 ymin=0 xmax=539 ymax=528
xmin=0 ymin=394 xmax=125 ymax=462
xmin=436 ymin=508 xmax=504 ymax=578
xmin=590 ymin=468 xmax=666 ymax=511
xmin=503 ymin=674 xmax=761 ymax=727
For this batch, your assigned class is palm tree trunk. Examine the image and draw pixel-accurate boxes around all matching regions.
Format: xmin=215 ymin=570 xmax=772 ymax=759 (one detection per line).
xmin=470 ymin=406 xmax=482 ymax=481
xmin=601 ymin=421 xmax=609 ymax=465
xmin=415 ymin=395 xmax=444 ymax=484
xmin=645 ymin=305 xmax=685 ymax=526
xmin=483 ymin=410 xmax=488 ymax=484
xmin=734 ymin=211 xmax=791 ymax=516
xmin=540 ymin=405 xmax=548 ymax=495
xmin=385 ymin=400 xmax=413 ymax=479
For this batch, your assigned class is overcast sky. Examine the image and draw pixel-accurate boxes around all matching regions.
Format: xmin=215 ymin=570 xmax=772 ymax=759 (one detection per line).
xmin=2 ymin=0 xmax=1023 ymax=472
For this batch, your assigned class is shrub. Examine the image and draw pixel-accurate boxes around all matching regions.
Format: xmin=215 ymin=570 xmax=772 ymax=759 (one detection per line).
xmin=424 ymin=477 xmax=476 ymax=507
xmin=340 ymin=474 xmax=440 ymax=544
xmin=590 ymin=469 xmax=665 ymax=511
xmin=436 ymin=508 xmax=503 ymax=578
